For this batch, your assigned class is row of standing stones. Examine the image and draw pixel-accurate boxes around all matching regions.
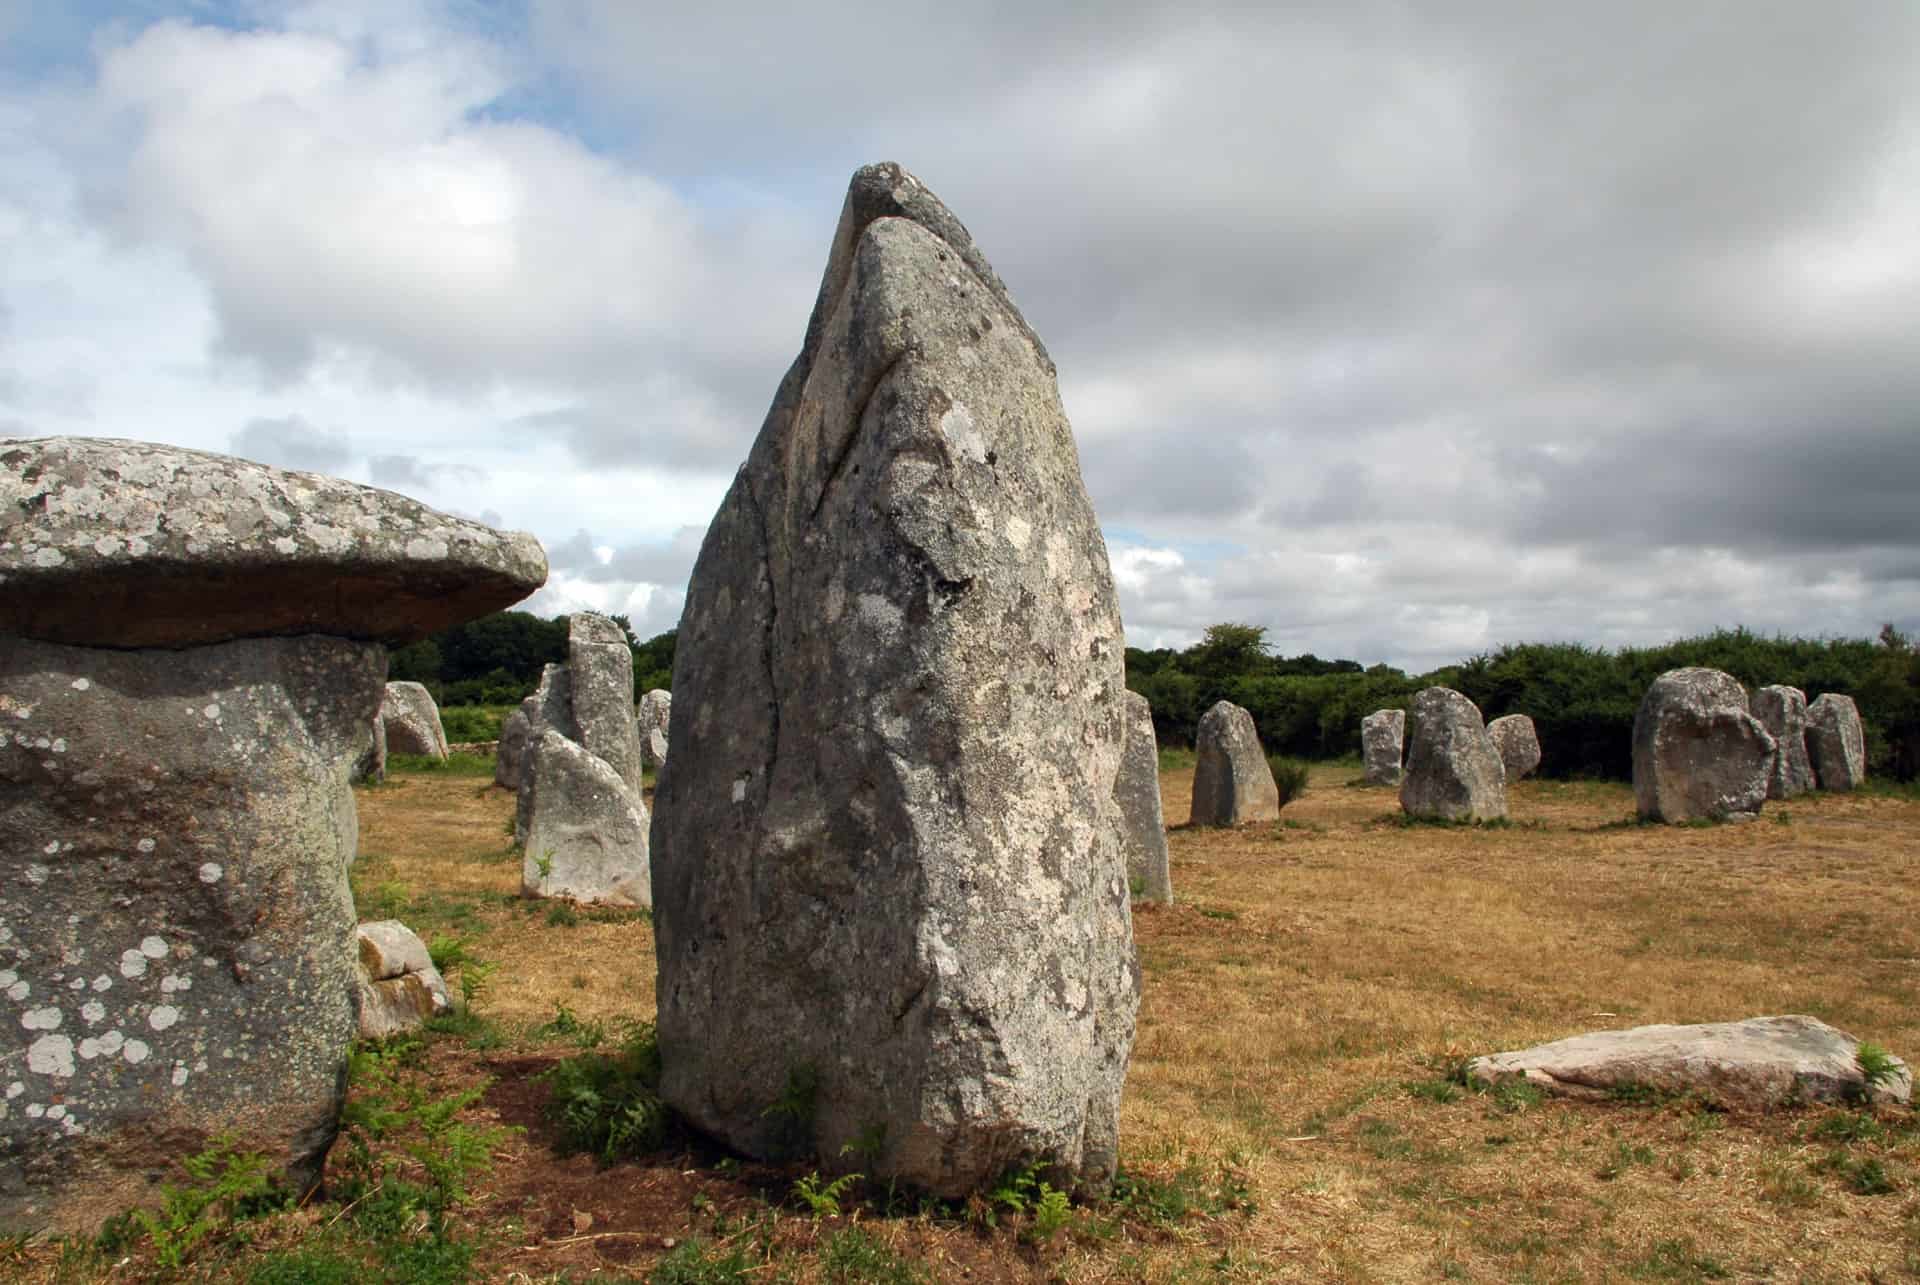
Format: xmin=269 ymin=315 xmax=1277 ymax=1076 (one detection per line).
xmin=1351 ymin=672 xmax=1867 ymax=823
xmin=1 ymin=162 xmax=1903 ymax=1234
xmin=0 ymin=162 xmax=1154 ymax=1232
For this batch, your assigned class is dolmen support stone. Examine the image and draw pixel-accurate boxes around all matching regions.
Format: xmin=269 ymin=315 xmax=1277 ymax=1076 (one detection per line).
xmin=1116 ymin=691 xmax=1172 ymax=904
xmin=651 ymin=163 xmax=1138 ymax=1199
xmin=1400 ymin=687 xmax=1507 ymax=822
xmin=0 ymin=435 xmax=545 ymax=1235
xmin=637 ymin=688 xmax=672 ymax=771
xmin=1360 ymin=708 xmax=1404 ymax=786
xmin=354 ymin=920 xmax=451 ymax=1039
xmin=1632 ymin=667 xmax=1773 ymax=822
xmin=1468 ymin=1015 xmax=1910 ymax=1111
xmin=1752 ymin=684 xmax=1813 ymax=800
xmin=516 ymin=614 xmax=650 ymax=907
xmin=1486 ymin=713 xmax=1541 ymax=781
xmin=380 ymin=680 xmax=448 ymax=759
xmin=1189 ymin=700 xmax=1280 ymax=827
xmin=1807 ymin=692 xmax=1866 ymax=791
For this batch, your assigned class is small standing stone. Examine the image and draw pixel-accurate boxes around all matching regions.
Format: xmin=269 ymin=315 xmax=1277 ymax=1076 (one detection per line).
xmin=637 ymin=688 xmax=672 ymax=771
xmin=1361 ymin=709 xmax=1405 ymax=786
xmin=1400 ymin=687 xmax=1508 ymax=821
xmin=1486 ymin=713 xmax=1542 ymax=781
xmin=1632 ymin=668 xmax=1773 ymax=823
xmin=1807 ymin=693 xmax=1866 ymax=791
xmin=380 ymin=681 xmax=448 ymax=759
xmin=1752 ymin=685 xmax=1814 ymax=799
xmin=1189 ymin=700 xmax=1280 ymax=827
xmin=355 ymin=921 xmax=452 ymax=1039
xmin=494 ymin=707 xmax=531 ymax=789
xmin=520 ymin=730 xmax=652 ymax=907
xmin=1116 ymin=691 xmax=1172 ymax=903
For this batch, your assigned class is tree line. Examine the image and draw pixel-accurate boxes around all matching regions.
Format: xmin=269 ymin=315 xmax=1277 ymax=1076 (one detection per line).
xmin=1129 ymin=622 xmax=1920 ymax=781
xmin=393 ymin=611 xmax=1920 ymax=782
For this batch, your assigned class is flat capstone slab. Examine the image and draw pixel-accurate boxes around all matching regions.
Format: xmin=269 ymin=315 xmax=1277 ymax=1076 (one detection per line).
xmin=1 ymin=436 xmax=548 ymax=648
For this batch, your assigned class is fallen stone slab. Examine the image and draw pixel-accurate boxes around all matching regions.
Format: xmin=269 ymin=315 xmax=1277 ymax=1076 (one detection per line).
xmin=1 ymin=436 xmax=547 ymax=648
xmin=1468 ymin=1015 xmax=1910 ymax=1111
xmin=354 ymin=920 xmax=451 ymax=1039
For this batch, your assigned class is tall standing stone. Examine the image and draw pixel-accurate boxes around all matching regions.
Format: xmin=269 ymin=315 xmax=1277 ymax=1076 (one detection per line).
xmin=1400 ymin=687 xmax=1508 ymax=821
xmin=637 ymin=688 xmax=672 ymax=771
xmin=1360 ymin=709 xmax=1405 ymax=786
xmin=0 ymin=435 xmax=545 ymax=1235
xmin=651 ymin=163 xmax=1137 ymax=1198
xmin=380 ymin=681 xmax=448 ymax=759
xmin=1752 ymin=685 xmax=1814 ymax=800
xmin=1115 ymin=691 xmax=1171 ymax=904
xmin=565 ymin=613 xmax=644 ymax=793
xmin=1807 ymin=693 xmax=1866 ymax=791
xmin=1189 ymin=700 xmax=1280 ymax=826
xmin=511 ymin=663 xmax=576 ymax=842
xmin=1632 ymin=668 xmax=1773 ymax=822
xmin=1487 ymin=713 xmax=1542 ymax=781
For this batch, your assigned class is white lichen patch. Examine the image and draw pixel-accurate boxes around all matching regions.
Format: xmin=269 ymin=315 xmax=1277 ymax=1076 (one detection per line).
xmin=123 ymin=1038 xmax=150 ymax=1065
xmin=159 ymin=973 xmax=190 ymax=993
xmin=80 ymin=1000 xmax=105 ymax=1024
xmin=27 ymin=1034 xmax=75 ymax=1077
xmin=70 ymin=678 xmax=90 ymax=691
xmin=119 ymin=951 xmax=148 ymax=979
xmin=201 ymin=704 xmax=221 ymax=721
xmin=939 ymin=403 xmax=988 ymax=464
xmin=1005 ymin=515 xmax=1033 ymax=550
xmin=24 ymin=864 xmax=49 ymax=885
xmin=148 ymin=1005 xmax=180 ymax=1031
xmin=139 ymin=936 xmax=168 ymax=959
xmin=405 ymin=537 xmax=450 ymax=560
xmin=171 ymin=1065 xmax=189 ymax=1087
xmin=20 ymin=1006 xmax=62 ymax=1031
xmin=137 ymin=838 xmax=156 ymax=853
xmin=91 ymin=974 xmax=111 ymax=992
xmin=5 ymin=980 xmax=27 ymax=1001
xmin=197 ymin=863 xmax=223 ymax=884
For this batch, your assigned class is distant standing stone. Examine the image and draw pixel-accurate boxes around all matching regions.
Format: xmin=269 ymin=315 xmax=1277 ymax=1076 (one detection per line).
xmin=637 ymin=688 xmax=672 ymax=771
xmin=1486 ymin=713 xmax=1542 ymax=781
xmin=1400 ymin=687 xmax=1508 ymax=821
xmin=1752 ymin=685 xmax=1814 ymax=800
xmin=380 ymin=681 xmax=448 ymax=759
xmin=1116 ymin=691 xmax=1172 ymax=903
xmin=1807 ymin=693 xmax=1866 ymax=791
xmin=1360 ymin=709 xmax=1404 ymax=786
xmin=494 ymin=706 xmax=531 ymax=789
xmin=1190 ymin=700 xmax=1280 ymax=827
xmin=520 ymin=729 xmax=652 ymax=907
xmin=1468 ymin=1015 xmax=1910 ymax=1111
xmin=565 ymin=613 xmax=645 ymax=794
xmin=1632 ymin=668 xmax=1773 ymax=822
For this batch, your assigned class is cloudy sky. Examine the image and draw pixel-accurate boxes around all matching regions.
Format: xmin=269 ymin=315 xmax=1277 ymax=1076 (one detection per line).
xmin=4 ymin=1 xmax=1918 ymax=670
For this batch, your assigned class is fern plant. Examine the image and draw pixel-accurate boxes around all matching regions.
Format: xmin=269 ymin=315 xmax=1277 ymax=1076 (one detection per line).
xmin=792 ymin=1170 xmax=863 ymax=1218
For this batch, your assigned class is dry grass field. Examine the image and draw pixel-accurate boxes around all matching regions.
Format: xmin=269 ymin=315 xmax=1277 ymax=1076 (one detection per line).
xmin=16 ymin=758 xmax=1920 ymax=1283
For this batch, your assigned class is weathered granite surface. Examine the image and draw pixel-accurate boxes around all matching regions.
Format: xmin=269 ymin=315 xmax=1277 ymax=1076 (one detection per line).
xmin=1807 ymin=692 xmax=1866 ymax=791
xmin=1116 ymin=691 xmax=1171 ymax=904
xmin=519 ymin=730 xmax=652 ymax=908
xmin=652 ymin=163 xmax=1137 ymax=1198
xmin=1190 ymin=700 xmax=1279 ymax=827
xmin=0 ymin=436 xmax=547 ymax=647
xmin=1632 ymin=668 xmax=1773 ymax=822
xmin=354 ymin=920 xmax=451 ymax=1039
xmin=1486 ymin=713 xmax=1541 ymax=781
xmin=1360 ymin=709 xmax=1404 ymax=786
xmin=380 ymin=681 xmax=448 ymax=759
xmin=565 ymin=613 xmax=644 ymax=794
xmin=0 ymin=634 xmax=374 ymax=1233
xmin=637 ymin=689 xmax=672 ymax=771
xmin=1752 ymin=685 xmax=1813 ymax=800
xmin=1468 ymin=1015 xmax=1910 ymax=1111
xmin=1400 ymin=687 xmax=1507 ymax=821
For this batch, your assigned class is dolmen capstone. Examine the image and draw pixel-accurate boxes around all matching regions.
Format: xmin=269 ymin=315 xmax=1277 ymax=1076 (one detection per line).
xmin=1752 ymin=684 xmax=1813 ymax=800
xmin=1116 ymin=691 xmax=1172 ymax=903
xmin=1360 ymin=708 xmax=1404 ymax=786
xmin=0 ymin=435 xmax=545 ymax=1234
xmin=1189 ymin=700 xmax=1280 ymax=827
xmin=380 ymin=680 xmax=448 ymax=759
xmin=651 ymin=163 xmax=1139 ymax=1198
xmin=354 ymin=921 xmax=451 ymax=1039
xmin=1468 ymin=1016 xmax=1910 ymax=1111
xmin=1400 ymin=687 xmax=1507 ymax=821
xmin=516 ymin=613 xmax=650 ymax=906
xmin=637 ymin=688 xmax=672 ymax=771
xmin=1807 ymin=692 xmax=1866 ymax=791
xmin=1632 ymin=667 xmax=1773 ymax=823
xmin=1486 ymin=713 xmax=1541 ymax=781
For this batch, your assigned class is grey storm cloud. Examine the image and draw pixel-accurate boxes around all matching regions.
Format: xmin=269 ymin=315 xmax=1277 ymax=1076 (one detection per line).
xmin=229 ymin=416 xmax=351 ymax=476
xmin=368 ymin=453 xmax=485 ymax=492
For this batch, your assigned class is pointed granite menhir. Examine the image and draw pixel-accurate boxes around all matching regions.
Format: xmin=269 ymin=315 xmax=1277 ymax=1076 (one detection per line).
xmin=651 ymin=163 xmax=1138 ymax=1198
xmin=0 ymin=435 xmax=546 ymax=1235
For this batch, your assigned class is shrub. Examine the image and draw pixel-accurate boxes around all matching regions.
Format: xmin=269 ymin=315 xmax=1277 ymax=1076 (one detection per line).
xmin=1267 ymin=755 xmax=1309 ymax=808
xmin=542 ymin=1020 xmax=673 ymax=1161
